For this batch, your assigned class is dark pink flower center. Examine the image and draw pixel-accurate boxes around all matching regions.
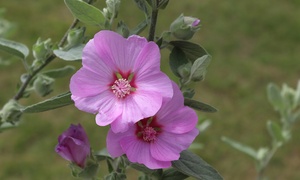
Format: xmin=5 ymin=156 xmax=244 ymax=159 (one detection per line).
xmin=135 ymin=117 xmax=161 ymax=143
xmin=111 ymin=78 xmax=131 ymax=98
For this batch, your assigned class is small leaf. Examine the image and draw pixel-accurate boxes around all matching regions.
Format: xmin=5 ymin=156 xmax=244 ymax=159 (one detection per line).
xmin=64 ymin=0 xmax=106 ymax=26
xmin=42 ymin=65 xmax=75 ymax=78
xmin=54 ymin=44 xmax=84 ymax=61
xmin=162 ymin=168 xmax=188 ymax=180
xmin=133 ymin=0 xmax=150 ymax=16
xmin=172 ymin=150 xmax=223 ymax=180
xmin=0 ymin=38 xmax=29 ymax=59
xmin=130 ymin=163 xmax=159 ymax=175
xmin=170 ymin=41 xmax=207 ymax=61
xmin=184 ymin=98 xmax=217 ymax=113
xmin=104 ymin=172 xmax=126 ymax=180
xmin=130 ymin=18 xmax=149 ymax=35
xmin=169 ymin=47 xmax=189 ymax=77
xmin=21 ymin=92 xmax=73 ymax=113
xmin=189 ymin=55 xmax=211 ymax=81
xmin=221 ymin=136 xmax=258 ymax=160
xmin=78 ymin=163 xmax=99 ymax=179
xmin=267 ymin=121 xmax=285 ymax=143
xmin=267 ymin=83 xmax=284 ymax=111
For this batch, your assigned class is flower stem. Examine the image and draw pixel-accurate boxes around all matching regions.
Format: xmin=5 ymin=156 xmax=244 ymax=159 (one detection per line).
xmin=148 ymin=0 xmax=159 ymax=41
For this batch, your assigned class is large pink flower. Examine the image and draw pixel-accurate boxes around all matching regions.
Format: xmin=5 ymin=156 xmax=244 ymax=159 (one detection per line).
xmin=70 ymin=31 xmax=173 ymax=133
xmin=106 ymin=82 xmax=199 ymax=169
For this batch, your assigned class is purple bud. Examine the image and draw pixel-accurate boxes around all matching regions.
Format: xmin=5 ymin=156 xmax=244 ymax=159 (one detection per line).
xmin=55 ymin=124 xmax=90 ymax=168
xmin=192 ymin=19 xmax=200 ymax=27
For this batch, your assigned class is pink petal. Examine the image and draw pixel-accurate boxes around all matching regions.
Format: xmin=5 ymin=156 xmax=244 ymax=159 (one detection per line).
xmin=110 ymin=115 xmax=134 ymax=133
xmin=94 ymin=31 xmax=135 ymax=73
xmin=82 ymin=39 xmax=115 ymax=78
xmin=106 ymin=129 xmax=126 ymax=157
xmin=133 ymin=41 xmax=161 ymax=76
xmin=70 ymin=67 xmax=110 ymax=97
xmin=155 ymin=81 xmax=184 ymax=120
xmin=131 ymin=90 xmax=163 ymax=122
xmin=120 ymin=136 xmax=171 ymax=169
xmin=135 ymin=71 xmax=173 ymax=100
xmin=150 ymin=129 xmax=199 ymax=161
xmin=158 ymin=106 xmax=198 ymax=134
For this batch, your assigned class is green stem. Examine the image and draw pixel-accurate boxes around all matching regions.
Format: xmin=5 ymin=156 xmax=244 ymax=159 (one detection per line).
xmin=257 ymin=144 xmax=279 ymax=180
xmin=148 ymin=0 xmax=159 ymax=41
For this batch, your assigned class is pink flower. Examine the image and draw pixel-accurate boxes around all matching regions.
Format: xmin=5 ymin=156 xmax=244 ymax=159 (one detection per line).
xmin=70 ymin=31 xmax=173 ymax=133
xmin=55 ymin=124 xmax=90 ymax=168
xmin=106 ymin=82 xmax=199 ymax=169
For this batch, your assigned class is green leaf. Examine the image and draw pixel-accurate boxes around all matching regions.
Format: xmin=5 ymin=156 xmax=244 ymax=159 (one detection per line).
xmin=42 ymin=65 xmax=75 ymax=78
xmin=64 ymin=0 xmax=106 ymax=26
xmin=130 ymin=18 xmax=149 ymax=35
xmin=172 ymin=150 xmax=223 ymax=180
xmin=53 ymin=44 xmax=84 ymax=61
xmin=221 ymin=136 xmax=258 ymax=160
xmin=133 ymin=0 xmax=150 ymax=16
xmin=162 ymin=168 xmax=188 ymax=180
xmin=104 ymin=172 xmax=126 ymax=180
xmin=169 ymin=47 xmax=189 ymax=77
xmin=184 ymin=98 xmax=217 ymax=113
xmin=130 ymin=163 xmax=159 ymax=175
xmin=267 ymin=121 xmax=285 ymax=144
xmin=21 ymin=92 xmax=73 ymax=113
xmin=0 ymin=38 xmax=29 ymax=59
xmin=78 ymin=163 xmax=99 ymax=179
xmin=189 ymin=55 xmax=211 ymax=81
xmin=170 ymin=41 xmax=207 ymax=61
xmin=267 ymin=83 xmax=284 ymax=111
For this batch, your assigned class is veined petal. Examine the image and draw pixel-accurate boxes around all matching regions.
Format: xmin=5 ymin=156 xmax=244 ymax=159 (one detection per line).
xmin=150 ymin=128 xmax=199 ymax=161
xmin=158 ymin=106 xmax=198 ymax=133
xmin=120 ymin=136 xmax=171 ymax=169
xmin=135 ymin=71 xmax=173 ymax=100
xmin=70 ymin=67 xmax=110 ymax=97
xmin=110 ymin=115 xmax=134 ymax=133
xmin=94 ymin=31 xmax=134 ymax=73
xmin=82 ymin=39 xmax=115 ymax=78
xmin=133 ymin=41 xmax=161 ymax=76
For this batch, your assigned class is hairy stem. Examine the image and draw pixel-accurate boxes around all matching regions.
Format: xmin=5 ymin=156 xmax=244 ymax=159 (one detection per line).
xmin=148 ymin=0 xmax=159 ymax=41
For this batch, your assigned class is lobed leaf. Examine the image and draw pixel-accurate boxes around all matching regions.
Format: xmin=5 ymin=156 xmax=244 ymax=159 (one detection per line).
xmin=184 ymin=98 xmax=217 ymax=113
xmin=0 ymin=38 xmax=29 ymax=59
xmin=162 ymin=168 xmax=188 ymax=180
xmin=172 ymin=150 xmax=223 ymax=180
xmin=169 ymin=47 xmax=189 ymax=77
xmin=64 ymin=0 xmax=106 ymax=26
xmin=53 ymin=44 xmax=84 ymax=61
xmin=170 ymin=41 xmax=207 ymax=61
xmin=21 ymin=92 xmax=73 ymax=113
xmin=221 ymin=136 xmax=258 ymax=160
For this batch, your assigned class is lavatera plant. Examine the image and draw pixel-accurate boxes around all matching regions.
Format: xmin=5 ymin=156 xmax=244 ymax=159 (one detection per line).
xmin=0 ymin=0 xmax=221 ymax=179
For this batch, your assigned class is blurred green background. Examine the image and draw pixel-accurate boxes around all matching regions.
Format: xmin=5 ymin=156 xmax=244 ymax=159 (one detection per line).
xmin=1 ymin=0 xmax=300 ymax=179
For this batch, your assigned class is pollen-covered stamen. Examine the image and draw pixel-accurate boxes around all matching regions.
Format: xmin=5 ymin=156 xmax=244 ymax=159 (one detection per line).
xmin=142 ymin=127 xmax=158 ymax=142
xmin=111 ymin=78 xmax=132 ymax=98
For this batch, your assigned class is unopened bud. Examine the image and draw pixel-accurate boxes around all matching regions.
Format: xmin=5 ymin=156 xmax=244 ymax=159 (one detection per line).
xmin=32 ymin=38 xmax=52 ymax=61
xmin=0 ymin=99 xmax=22 ymax=124
xmin=66 ymin=27 xmax=85 ymax=49
xmin=170 ymin=14 xmax=201 ymax=40
xmin=106 ymin=0 xmax=121 ymax=18
xmin=178 ymin=63 xmax=192 ymax=79
xmin=33 ymin=75 xmax=54 ymax=97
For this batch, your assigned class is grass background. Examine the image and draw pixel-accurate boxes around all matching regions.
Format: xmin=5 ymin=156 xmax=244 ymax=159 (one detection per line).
xmin=1 ymin=0 xmax=300 ymax=179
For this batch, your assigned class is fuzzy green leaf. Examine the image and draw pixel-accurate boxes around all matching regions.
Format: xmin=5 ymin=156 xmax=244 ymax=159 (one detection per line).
xmin=189 ymin=55 xmax=211 ymax=81
xmin=0 ymin=38 xmax=29 ymax=59
xmin=21 ymin=92 xmax=73 ymax=113
xmin=267 ymin=121 xmax=285 ymax=143
xmin=42 ymin=65 xmax=75 ymax=78
xmin=267 ymin=83 xmax=284 ymax=111
xmin=64 ymin=0 xmax=105 ymax=26
xmin=221 ymin=136 xmax=258 ymax=160
xmin=54 ymin=44 xmax=84 ymax=61
xmin=170 ymin=41 xmax=207 ymax=61
xmin=172 ymin=150 xmax=223 ymax=180
xmin=184 ymin=98 xmax=217 ymax=113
